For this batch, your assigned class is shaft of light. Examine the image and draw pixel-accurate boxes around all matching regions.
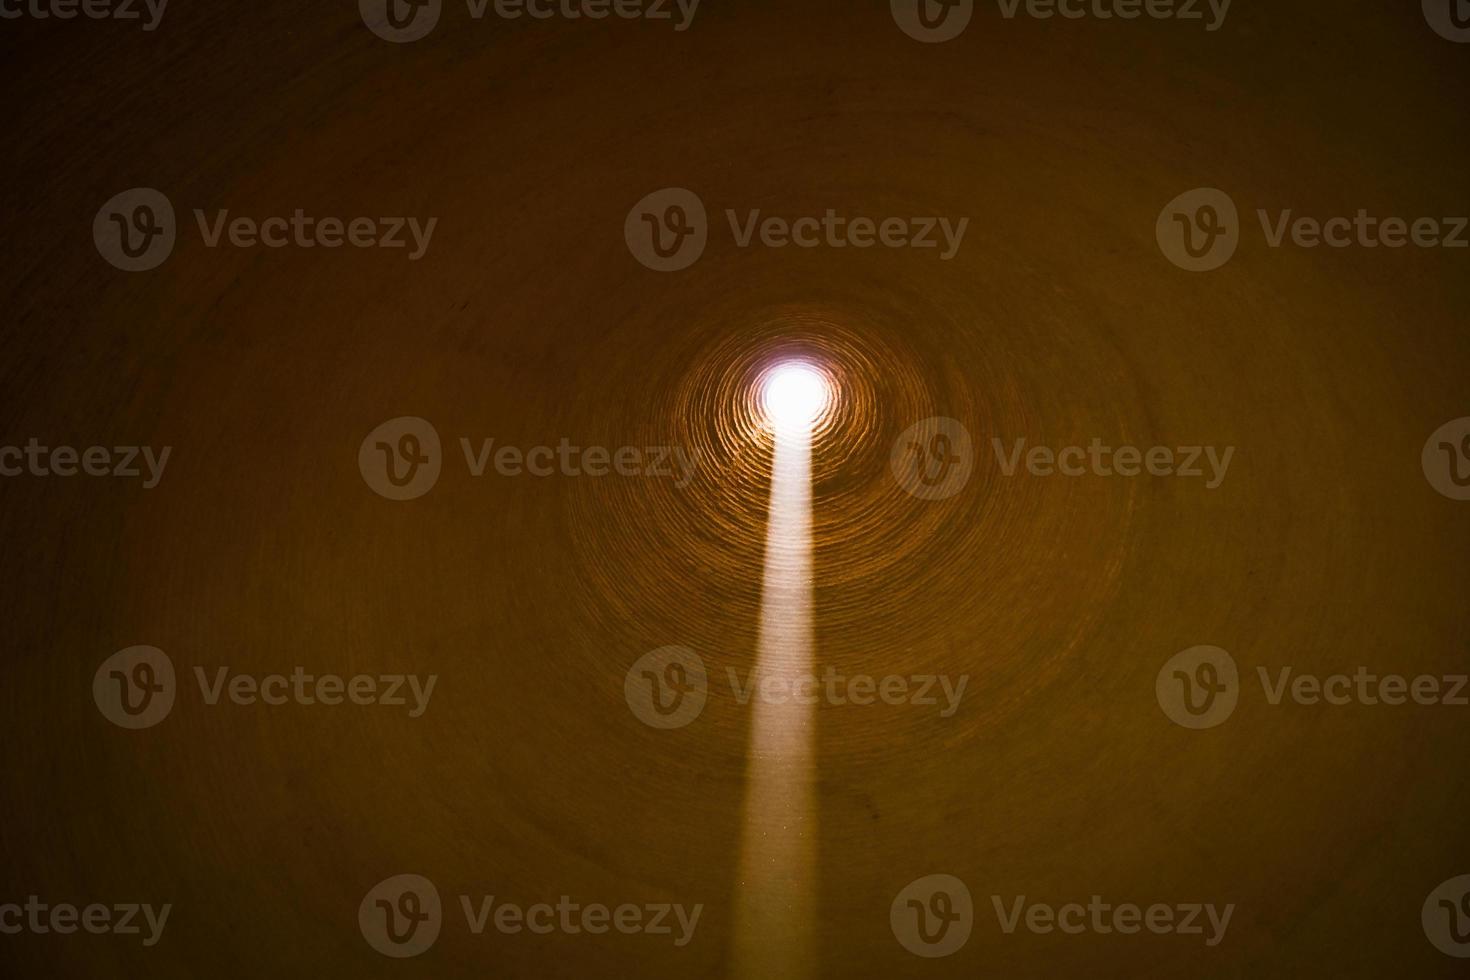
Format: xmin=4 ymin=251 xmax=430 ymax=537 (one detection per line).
xmin=731 ymin=422 xmax=817 ymax=978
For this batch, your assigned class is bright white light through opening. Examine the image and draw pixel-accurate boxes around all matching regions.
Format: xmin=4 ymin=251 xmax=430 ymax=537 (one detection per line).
xmin=760 ymin=362 xmax=831 ymax=431
xmin=733 ymin=359 xmax=823 ymax=978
